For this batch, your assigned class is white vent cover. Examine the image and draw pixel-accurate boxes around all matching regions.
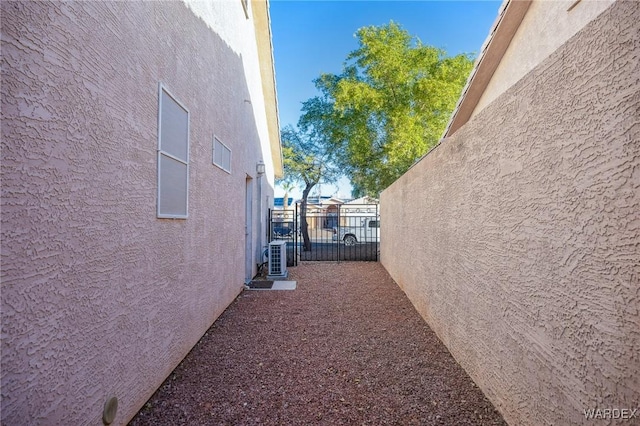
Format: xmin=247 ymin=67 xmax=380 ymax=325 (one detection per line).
xmin=268 ymin=241 xmax=287 ymax=277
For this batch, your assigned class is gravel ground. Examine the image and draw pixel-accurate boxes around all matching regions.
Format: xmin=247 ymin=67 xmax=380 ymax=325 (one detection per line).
xmin=129 ymin=262 xmax=505 ymax=425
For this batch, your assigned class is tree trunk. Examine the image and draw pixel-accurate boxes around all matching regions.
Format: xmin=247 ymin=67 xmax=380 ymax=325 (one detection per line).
xmin=282 ymin=190 xmax=289 ymax=222
xmin=300 ymin=183 xmax=315 ymax=252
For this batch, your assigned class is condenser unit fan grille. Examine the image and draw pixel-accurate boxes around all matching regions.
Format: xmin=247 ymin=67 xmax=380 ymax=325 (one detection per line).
xmin=268 ymin=241 xmax=287 ymax=277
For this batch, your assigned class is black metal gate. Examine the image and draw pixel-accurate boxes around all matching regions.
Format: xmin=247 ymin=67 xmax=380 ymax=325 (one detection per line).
xmin=268 ymin=203 xmax=379 ymax=265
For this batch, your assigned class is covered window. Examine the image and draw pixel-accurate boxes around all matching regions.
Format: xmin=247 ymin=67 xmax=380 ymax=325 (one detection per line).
xmin=213 ymin=137 xmax=231 ymax=173
xmin=157 ymin=85 xmax=189 ymax=218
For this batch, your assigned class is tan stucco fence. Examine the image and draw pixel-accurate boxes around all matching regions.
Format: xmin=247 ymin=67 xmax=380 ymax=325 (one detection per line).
xmin=381 ymin=2 xmax=639 ymax=425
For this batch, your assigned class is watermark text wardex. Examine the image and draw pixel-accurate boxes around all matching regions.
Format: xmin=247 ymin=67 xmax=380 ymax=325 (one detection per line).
xmin=583 ymin=408 xmax=638 ymax=420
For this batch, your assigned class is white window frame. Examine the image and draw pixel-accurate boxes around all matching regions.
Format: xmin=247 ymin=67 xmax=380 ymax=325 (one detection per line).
xmin=213 ymin=136 xmax=232 ymax=173
xmin=157 ymin=83 xmax=189 ymax=219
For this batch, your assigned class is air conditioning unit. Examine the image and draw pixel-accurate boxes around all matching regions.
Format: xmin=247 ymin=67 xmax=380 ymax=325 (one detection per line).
xmin=268 ymin=241 xmax=288 ymax=278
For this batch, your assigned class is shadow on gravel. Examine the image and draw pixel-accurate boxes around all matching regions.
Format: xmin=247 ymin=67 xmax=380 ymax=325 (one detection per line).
xmin=129 ymin=262 xmax=505 ymax=426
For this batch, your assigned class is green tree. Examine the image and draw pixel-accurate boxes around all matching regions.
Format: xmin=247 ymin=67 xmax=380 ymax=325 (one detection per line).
xmin=303 ymin=21 xmax=473 ymax=196
xmin=278 ymin=124 xmax=340 ymax=251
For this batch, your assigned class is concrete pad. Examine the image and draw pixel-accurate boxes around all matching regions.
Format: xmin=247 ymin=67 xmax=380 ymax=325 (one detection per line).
xmin=245 ymin=280 xmax=296 ymax=291
xmin=271 ymin=281 xmax=297 ymax=290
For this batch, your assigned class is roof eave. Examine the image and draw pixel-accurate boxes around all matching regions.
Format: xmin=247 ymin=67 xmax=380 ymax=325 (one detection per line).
xmin=443 ymin=0 xmax=532 ymax=138
xmin=252 ymin=0 xmax=284 ymax=178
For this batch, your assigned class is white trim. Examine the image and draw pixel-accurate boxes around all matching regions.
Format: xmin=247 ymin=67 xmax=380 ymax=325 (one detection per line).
xmin=157 ymin=83 xmax=190 ymax=219
xmin=213 ymin=136 xmax=232 ymax=173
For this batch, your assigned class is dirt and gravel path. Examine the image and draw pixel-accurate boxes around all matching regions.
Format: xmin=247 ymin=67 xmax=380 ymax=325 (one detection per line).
xmin=130 ymin=262 xmax=505 ymax=425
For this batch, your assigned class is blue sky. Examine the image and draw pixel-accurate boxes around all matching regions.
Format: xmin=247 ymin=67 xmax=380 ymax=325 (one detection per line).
xmin=269 ymin=0 xmax=502 ymax=198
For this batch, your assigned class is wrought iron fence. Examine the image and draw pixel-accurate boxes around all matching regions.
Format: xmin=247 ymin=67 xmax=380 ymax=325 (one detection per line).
xmin=268 ymin=203 xmax=379 ymax=265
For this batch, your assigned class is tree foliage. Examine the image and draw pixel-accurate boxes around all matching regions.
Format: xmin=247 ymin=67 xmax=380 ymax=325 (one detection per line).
xmin=278 ymin=124 xmax=340 ymax=250
xmin=302 ymin=21 xmax=474 ymax=196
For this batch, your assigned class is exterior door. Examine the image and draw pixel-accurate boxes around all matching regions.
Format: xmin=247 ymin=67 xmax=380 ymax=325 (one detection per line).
xmin=245 ymin=177 xmax=253 ymax=283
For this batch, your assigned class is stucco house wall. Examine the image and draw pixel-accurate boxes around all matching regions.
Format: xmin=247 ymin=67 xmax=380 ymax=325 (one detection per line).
xmin=472 ymin=0 xmax=615 ymax=116
xmin=1 ymin=1 xmax=279 ymax=425
xmin=381 ymin=2 xmax=639 ymax=425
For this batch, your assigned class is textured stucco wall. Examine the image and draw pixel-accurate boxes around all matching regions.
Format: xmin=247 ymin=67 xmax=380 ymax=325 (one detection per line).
xmin=473 ymin=0 xmax=615 ymax=117
xmin=185 ymin=0 xmax=280 ymax=182
xmin=1 ymin=1 xmax=274 ymax=425
xmin=381 ymin=2 xmax=639 ymax=425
